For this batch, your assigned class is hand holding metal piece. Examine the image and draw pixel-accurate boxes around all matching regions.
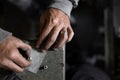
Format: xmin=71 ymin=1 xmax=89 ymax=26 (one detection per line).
xmin=18 ymin=48 xmax=32 ymax=61
xmin=0 ymin=47 xmax=32 ymax=80
xmin=0 ymin=36 xmax=32 ymax=73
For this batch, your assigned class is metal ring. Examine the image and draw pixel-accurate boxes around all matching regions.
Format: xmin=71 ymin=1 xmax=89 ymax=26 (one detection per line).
xmin=60 ymin=29 xmax=67 ymax=34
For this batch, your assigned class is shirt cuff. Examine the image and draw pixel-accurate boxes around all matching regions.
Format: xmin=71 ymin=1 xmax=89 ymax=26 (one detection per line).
xmin=49 ymin=0 xmax=73 ymax=17
xmin=0 ymin=28 xmax=12 ymax=43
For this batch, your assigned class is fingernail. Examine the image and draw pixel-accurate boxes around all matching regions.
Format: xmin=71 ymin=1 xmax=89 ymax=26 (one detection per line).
xmin=41 ymin=50 xmax=46 ymax=53
xmin=53 ymin=48 xmax=58 ymax=51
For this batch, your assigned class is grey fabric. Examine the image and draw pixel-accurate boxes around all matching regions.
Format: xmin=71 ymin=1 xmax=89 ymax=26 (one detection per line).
xmin=50 ymin=0 xmax=79 ymax=17
xmin=0 ymin=28 xmax=12 ymax=43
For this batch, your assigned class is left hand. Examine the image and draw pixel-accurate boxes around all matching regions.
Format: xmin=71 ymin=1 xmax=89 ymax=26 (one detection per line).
xmin=36 ymin=8 xmax=74 ymax=51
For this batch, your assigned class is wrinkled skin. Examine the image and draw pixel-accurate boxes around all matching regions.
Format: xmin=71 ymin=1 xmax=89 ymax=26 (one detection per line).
xmin=37 ymin=8 xmax=74 ymax=51
xmin=0 ymin=36 xmax=32 ymax=73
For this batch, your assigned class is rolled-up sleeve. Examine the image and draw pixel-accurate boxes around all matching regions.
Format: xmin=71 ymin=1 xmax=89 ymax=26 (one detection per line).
xmin=49 ymin=0 xmax=79 ymax=17
xmin=0 ymin=28 xmax=12 ymax=43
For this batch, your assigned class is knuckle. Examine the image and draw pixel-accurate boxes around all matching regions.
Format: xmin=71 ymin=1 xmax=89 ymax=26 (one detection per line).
xmin=72 ymin=31 xmax=74 ymax=37
xmin=9 ymin=53 xmax=15 ymax=59
xmin=72 ymin=31 xmax=74 ymax=36
xmin=49 ymin=38 xmax=55 ymax=43
xmin=52 ymin=18 xmax=58 ymax=24
xmin=9 ymin=51 xmax=16 ymax=59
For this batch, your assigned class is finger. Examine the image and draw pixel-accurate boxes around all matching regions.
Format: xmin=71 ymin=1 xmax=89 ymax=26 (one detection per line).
xmin=0 ymin=65 xmax=9 ymax=70
xmin=36 ymin=19 xmax=55 ymax=48
xmin=8 ymin=49 xmax=31 ymax=68
xmin=39 ymin=15 xmax=46 ymax=34
xmin=2 ymin=59 xmax=24 ymax=73
xmin=17 ymin=41 xmax=32 ymax=56
xmin=18 ymin=41 xmax=32 ymax=50
xmin=41 ymin=26 xmax=62 ymax=50
xmin=53 ymin=28 xmax=68 ymax=49
xmin=67 ymin=26 xmax=74 ymax=42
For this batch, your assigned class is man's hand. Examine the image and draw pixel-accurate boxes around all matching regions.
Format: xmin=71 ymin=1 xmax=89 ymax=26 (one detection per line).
xmin=0 ymin=36 xmax=32 ymax=73
xmin=36 ymin=8 xmax=74 ymax=51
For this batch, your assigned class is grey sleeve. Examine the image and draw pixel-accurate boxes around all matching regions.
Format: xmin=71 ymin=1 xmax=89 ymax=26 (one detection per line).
xmin=0 ymin=28 xmax=12 ymax=43
xmin=49 ymin=0 xmax=79 ymax=17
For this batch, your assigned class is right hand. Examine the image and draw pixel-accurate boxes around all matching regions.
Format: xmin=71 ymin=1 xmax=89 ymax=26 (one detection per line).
xmin=0 ymin=36 xmax=32 ymax=73
xmin=37 ymin=8 xmax=74 ymax=51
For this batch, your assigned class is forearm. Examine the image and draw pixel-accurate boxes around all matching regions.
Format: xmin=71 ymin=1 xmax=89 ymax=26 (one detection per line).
xmin=0 ymin=28 xmax=12 ymax=43
xmin=49 ymin=0 xmax=79 ymax=17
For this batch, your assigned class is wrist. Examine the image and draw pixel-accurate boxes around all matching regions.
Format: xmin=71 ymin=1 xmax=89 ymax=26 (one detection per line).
xmin=49 ymin=0 xmax=73 ymax=17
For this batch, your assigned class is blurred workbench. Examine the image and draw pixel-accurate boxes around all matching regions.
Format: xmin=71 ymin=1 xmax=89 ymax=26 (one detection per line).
xmin=17 ymin=47 xmax=65 ymax=80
